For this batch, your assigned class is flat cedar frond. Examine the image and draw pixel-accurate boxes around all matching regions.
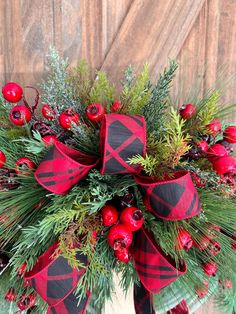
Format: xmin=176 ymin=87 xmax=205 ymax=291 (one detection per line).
xmin=68 ymin=59 xmax=92 ymax=105
xmin=121 ymin=63 xmax=151 ymax=114
xmin=128 ymin=154 xmax=159 ymax=176
xmin=89 ymin=71 xmax=115 ymax=108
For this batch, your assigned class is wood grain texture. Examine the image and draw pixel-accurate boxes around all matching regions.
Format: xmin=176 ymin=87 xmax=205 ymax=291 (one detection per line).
xmin=101 ymin=0 xmax=206 ymax=85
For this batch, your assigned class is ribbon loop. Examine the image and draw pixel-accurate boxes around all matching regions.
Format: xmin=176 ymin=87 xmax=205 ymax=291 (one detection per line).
xmin=34 ymin=141 xmax=98 ymax=195
xmin=100 ymin=114 xmax=146 ymax=174
xmin=135 ymin=171 xmax=201 ymax=220
xmin=133 ymin=228 xmax=186 ymax=293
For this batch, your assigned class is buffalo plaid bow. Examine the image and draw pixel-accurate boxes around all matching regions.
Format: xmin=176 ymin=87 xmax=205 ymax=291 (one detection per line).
xmin=33 ymin=114 xmax=199 ymax=314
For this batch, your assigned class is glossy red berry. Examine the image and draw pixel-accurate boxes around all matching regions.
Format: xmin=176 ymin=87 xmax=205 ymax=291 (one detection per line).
xmin=5 ymin=288 xmax=17 ymax=302
xmin=2 ymin=82 xmax=23 ymax=103
xmin=209 ymin=240 xmax=221 ymax=256
xmin=223 ymin=126 xmax=236 ymax=144
xmin=86 ymin=103 xmax=105 ymax=122
xmin=176 ymin=229 xmax=193 ymax=250
xmin=231 ymin=241 xmax=236 ymax=250
xmin=59 ymin=109 xmax=80 ymax=129
xmin=42 ymin=135 xmax=58 ymax=147
xmin=0 ymin=151 xmax=6 ymax=168
xmin=17 ymin=293 xmax=36 ymax=310
xmin=193 ymin=236 xmax=210 ymax=251
xmin=10 ymin=105 xmax=32 ymax=126
xmin=15 ymin=157 xmax=36 ymax=174
xmin=224 ymin=279 xmax=233 ymax=289
xmin=207 ymin=144 xmax=228 ymax=160
xmin=202 ymin=261 xmax=217 ymax=276
xmin=206 ymin=118 xmax=222 ymax=134
xmin=111 ymin=101 xmax=122 ymax=112
xmin=212 ymin=156 xmax=236 ymax=175
xmin=42 ymin=104 xmax=55 ymax=120
xmin=120 ymin=207 xmax=144 ymax=232
xmin=196 ymin=140 xmax=209 ymax=152
xmin=114 ymin=247 xmax=131 ymax=263
xmin=101 ymin=205 xmax=119 ymax=227
xmin=179 ymin=103 xmax=196 ymax=119
xmin=107 ymin=224 xmax=133 ymax=250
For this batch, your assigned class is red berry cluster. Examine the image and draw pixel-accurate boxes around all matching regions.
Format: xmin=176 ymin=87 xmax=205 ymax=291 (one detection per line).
xmin=101 ymin=204 xmax=144 ymax=263
xmin=5 ymin=287 xmax=36 ymax=311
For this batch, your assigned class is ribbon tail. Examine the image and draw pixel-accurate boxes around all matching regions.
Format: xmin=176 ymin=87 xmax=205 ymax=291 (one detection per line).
xmin=134 ymin=282 xmax=156 ymax=314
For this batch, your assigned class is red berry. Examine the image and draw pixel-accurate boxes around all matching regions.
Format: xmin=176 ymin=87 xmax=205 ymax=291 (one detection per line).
xmin=195 ymin=284 xmax=208 ymax=298
xmin=196 ymin=140 xmax=209 ymax=152
xmin=224 ymin=279 xmax=233 ymax=289
xmin=207 ymin=144 xmax=228 ymax=160
xmin=101 ymin=205 xmax=119 ymax=227
xmin=231 ymin=241 xmax=236 ymax=250
xmin=179 ymin=103 xmax=196 ymax=119
xmin=212 ymin=156 xmax=236 ymax=175
xmin=42 ymin=135 xmax=58 ymax=147
xmin=17 ymin=293 xmax=36 ymax=310
xmin=120 ymin=207 xmax=144 ymax=232
xmin=0 ymin=151 xmax=6 ymax=168
xmin=42 ymin=104 xmax=55 ymax=120
xmin=223 ymin=126 xmax=236 ymax=144
xmin=206 ymin=118 xmax=222 ymax=134
xmin=17 ymin=262 xmax=27 ymax=276
xmin=191 ymin=172 xmax=205 ymax=187
xmin=114 ymin=247 xmax=131 ymax=263
xmin=59 ymin=109 xmax=80 ymax=129
xmin=209 ymin=240 xmax=221 ymax=256
xmin=10 ymin=105 xmax=32 ymax=126
xmin=202 ymin=261 xmax=217 ymax=276
xmin=5 ymin=288 xmax=17 ymax=302
xmin=2 ymin=82 xmax=23 ymax=103
xmin=15 ymin=157 xmax=36 ymax=174
xmin=86 ymin=103 xmax=105 ymax=122
xmin=107 ymin=224 xmax=133 ymax=250
xmin=193 ymin=236 xmax=210 ymax=251
xmin=176 ymin=229 xmax=193 ymax=250
xmin=111 ymin=101 xmax=122 ymax=112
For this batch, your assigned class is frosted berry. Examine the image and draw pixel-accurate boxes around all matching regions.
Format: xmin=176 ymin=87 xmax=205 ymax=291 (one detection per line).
xmin=206 ymin=118 xmax=222 ymax=134
xmin=207 ymin=144 xmax=228 ymax=160
xmin=2 ymin=82 xmax=23 ymax=103
xmin=179 ymin=103 xmax=196 ymax=119
xmin=59 ymin=109 xmax=80 ymax=129
xmin=10 ymin=105 xmax=32 ymax=126
xmin=120 ymin=207 xmax=144 ymax=232
xmin=42 ymin=135 xmax=58 ymax=147
xmin=223 ymin=126 xmax=236 ymax=143
xmin=176 ymin=229 xmax=193 ymax=250
xmin=101 ymin=204 xmax=119 ymax=227
xmin=202 ymin=261 xmax=217 ymax=276
xmin=0 ymin=151 xmax=6 ymax=168
xmin=114 ymin=247 xmax=131 ymax=263
xmin=212 ymin=156 xmax=236 ymax=175
xmin=111 ymin=101 xmax=122 ymax=112
xmin=15 ymin=157 xmax=36 ymax=174
xmin=107 ymin=224 xmax=133 ymax=250
xmin=209 ymin=240 xmax=221 ymax=256
xmin=196 ymin=140 xmax=209 ymax=152
xmin=86 ymin=103 xmax=105 ymax=122
xmin=224 ymin=279 xmax=233 ymax=289
xmin=42 ymin=104 xmax=55 ymax=120
xmin=5 ymin=288 xmax=17 ymax=302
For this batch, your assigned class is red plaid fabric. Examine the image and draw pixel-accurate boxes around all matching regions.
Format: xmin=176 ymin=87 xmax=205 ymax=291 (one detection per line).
xmin=100 ymin=114 xmax=146 ymax=174
xmin=135 ymin=171 xmax=201 ymax=220
xmin=133 ymin=228 xmax=186 ymax=293
xmin=35 ymin=142 xmax=98 ymax=195
xmin=134 ymin=282 xmax=156 ymax=314
xmin=167 ymin=299 xmax=189 ymax=314
xmin=25 ymin=242 xmax=89 ymax=314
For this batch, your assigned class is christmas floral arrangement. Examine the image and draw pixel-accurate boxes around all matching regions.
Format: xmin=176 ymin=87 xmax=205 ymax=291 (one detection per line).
xmin=0 ymin=48 xmax=236 ymax=314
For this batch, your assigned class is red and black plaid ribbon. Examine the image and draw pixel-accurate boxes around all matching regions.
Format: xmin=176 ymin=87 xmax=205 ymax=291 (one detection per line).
xmin=33 ymin=114 xmax=197 ymax=314
xmin=25 ymin=242 xmax=90 ymax=314
xmin=135 ymin=171 xmax=201 ymax=220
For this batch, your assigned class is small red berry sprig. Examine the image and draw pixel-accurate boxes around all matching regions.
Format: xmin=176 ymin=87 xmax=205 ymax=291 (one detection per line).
xmin=101 ymin=204 xmax=144 ymax=263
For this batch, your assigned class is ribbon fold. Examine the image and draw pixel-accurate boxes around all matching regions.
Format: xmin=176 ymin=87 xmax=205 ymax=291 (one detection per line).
xmin=30 ymin=114 xmax=199 ymax=313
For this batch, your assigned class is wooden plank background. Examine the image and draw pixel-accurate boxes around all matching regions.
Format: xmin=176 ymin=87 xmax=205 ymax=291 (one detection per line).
xmin=1 ymin=0 xmax=235 ymax=313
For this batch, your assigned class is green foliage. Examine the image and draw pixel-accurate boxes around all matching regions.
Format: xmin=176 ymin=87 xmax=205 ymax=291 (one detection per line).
xmin=121 ymin=63 xmax=151 ymax=114
xmin=144 ymin=60 xmax=178 ymax=135
xmin=89 ymin=71 xmax=115 ymax=108
xmin=71 ymin=124 xmax=100 ymax=155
